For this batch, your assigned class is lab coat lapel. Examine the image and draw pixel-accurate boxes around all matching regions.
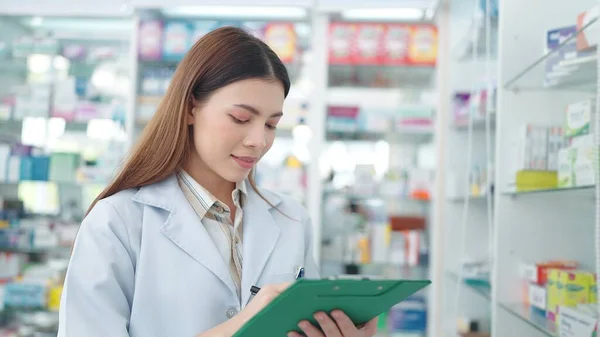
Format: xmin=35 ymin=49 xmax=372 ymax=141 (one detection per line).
xmin=241 ymin=187 xmax=281 ymax=307
xmin=132 ymin=175 xmax=238 ymax=298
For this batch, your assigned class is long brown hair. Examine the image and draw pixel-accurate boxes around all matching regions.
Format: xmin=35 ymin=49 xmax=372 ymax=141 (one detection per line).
xmin=86 ymin=26 xmax=291 ymax=216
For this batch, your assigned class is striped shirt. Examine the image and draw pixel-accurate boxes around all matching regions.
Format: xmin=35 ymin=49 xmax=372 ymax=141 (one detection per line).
xmin=176 ymin=170 xmax=246 ymax=300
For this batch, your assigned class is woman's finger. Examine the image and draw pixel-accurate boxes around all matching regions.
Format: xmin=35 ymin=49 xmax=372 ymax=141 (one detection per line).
xmin=287 ymin=331 xmax=303 ymax=337
xmin=298 ymin=320 xmax=325 ymax=337
xmin=360 ymin=317 xmax=379 ymax=336
xmin=314 ymin=312 xmax=343 ymax=337
xmin=330 ymin=310 xmax=358 ymax=336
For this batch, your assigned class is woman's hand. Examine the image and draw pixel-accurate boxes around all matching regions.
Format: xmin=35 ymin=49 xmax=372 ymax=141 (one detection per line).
xmin=287 ymin=310 xmax=378 ymax=337
xmin=196 ymin=282 xmax=291 ymax=337
xmin=234 ymin=282 xmax=291 ymax=327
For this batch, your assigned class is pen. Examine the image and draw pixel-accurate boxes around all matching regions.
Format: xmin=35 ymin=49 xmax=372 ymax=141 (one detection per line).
xmin=250 ymin=267 xmax=305 ymax=296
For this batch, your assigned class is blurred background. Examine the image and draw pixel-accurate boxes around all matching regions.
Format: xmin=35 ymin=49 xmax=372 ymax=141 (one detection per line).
xmin=1 ymin=0 xmax=600 ymax=337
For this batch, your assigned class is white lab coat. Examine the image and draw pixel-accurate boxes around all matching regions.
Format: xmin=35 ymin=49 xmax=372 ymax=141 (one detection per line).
xmin=57 ymin=174 xmax=319 ymax=337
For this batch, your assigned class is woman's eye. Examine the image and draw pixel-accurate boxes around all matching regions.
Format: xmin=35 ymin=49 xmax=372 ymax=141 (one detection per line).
xmin=230 ymin=116 xmax=248 ymax=124
xmin=266 ymin=124 xmax=277 ymax=130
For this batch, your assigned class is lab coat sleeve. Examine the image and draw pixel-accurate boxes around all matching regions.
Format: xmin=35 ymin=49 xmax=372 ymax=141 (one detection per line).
xmin=302 ymin=212 xmax=320 ymax=279
xmin=58 ymin=199 xmax=135 ymax=337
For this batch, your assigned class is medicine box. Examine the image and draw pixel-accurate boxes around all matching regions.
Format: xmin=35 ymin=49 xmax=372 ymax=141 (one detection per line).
xmin=558 ymin=148 xmax=575 ymax=188
xmin=560 ymin=270 xmax=594 ymax=307
xmin=565 ymin=99 xmax=596 ymax=139
xmin=520 ymin=260 xmax=578 ymax=285
xmin=528 ymin=283 xmax=547 ymax=312
xmin=558 ymin=306 xmax=597 ymax=337
xmin=549 ymin=269 xmax=596 ymax=322
xmin=558 ymin=145 xmax=597 ymax=188
xmin=547 ymin=269 xmax=561 ymax=321
xmin=548 ymin=126 xmax=567 ymax=171
xmin=514 ymin=124 xmax=550 ymax=171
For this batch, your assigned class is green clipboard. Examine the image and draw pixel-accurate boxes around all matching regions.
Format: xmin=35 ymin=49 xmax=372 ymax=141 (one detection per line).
xmin=233 ymin=278 xmax=431 ymax=337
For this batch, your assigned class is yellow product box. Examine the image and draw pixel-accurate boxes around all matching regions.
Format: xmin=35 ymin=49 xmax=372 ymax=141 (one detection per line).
xmin=561 ymin=270 xmax=594 ymax=307
xmin=47 ymin=285 xmax=63 ymax=312
xmin=590 ymin=273 xmax=597 ymax=305
xmin=515 ymin=170 xmax=558 ymax=192
xmin=547 ymin=269 xmax=561 ymax=321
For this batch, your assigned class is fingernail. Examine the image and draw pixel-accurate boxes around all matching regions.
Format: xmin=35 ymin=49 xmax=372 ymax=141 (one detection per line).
xmin=299 ymin=321 xmax=309 ymax=329
xmin=315 ymin=313 xmax=325 ymax=320
xmin=332 ymin=311 xmax=342 ymax=318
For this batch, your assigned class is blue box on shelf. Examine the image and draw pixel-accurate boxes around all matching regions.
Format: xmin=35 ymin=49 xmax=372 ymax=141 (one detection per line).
xmin=4 ymin=282 xmax=47 ymax=308
xmin=19 ymin=156 xmax=50 ymax=181
xmin=388 ymin=294 xmax=427 ymax=333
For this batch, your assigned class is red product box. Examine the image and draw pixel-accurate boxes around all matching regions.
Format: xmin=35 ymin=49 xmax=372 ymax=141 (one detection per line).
xmin=382 ymin=24 xmax=411 ymax=65
xmin=521 ymin=260 xmax=579 ymax=285
xmin=328 ymin=22 xmax=356 ymax=65
xmin=350 ymin=23 xmax=385 ymax=65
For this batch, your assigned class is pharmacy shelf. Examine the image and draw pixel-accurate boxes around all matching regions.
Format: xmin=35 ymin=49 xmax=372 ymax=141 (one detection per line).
xmin=326 ymin=129 xmax=433 ymax=143
xmin=0 ymin=119 xmax=91 ymax=134
xmin=498 ymin=303 xmax=556 ymax=337
xmin=454 ymin=14 xmax=499 ymax=61
xmin=324 ymin=191 xmax=430 ymax=203
xmin=447 ymin=194 xmax=491 ymax=202
xmin=445 ymin=271 xmax=491 ymax=300
xmin=502 ymin=185 xmax=594 ymax=197
xmin=453 ymin=114 xmax=496 ymax=130
xmin=503 ymin=16 xmax=599 ymax=92
xmin=0 ymin=246 xmax=71 ymax=255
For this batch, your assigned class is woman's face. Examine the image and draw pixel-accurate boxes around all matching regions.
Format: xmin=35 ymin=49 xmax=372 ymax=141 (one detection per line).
xmin=188 ymin=78 xmax=285 ymax=183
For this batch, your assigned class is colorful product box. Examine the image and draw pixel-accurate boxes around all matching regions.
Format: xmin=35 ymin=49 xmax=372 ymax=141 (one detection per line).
xmin=548 ymin=126 xmax=567 ymax=171
xmin=547 ymin=269 xmax=561 ymax=321
xmin=560 ymin=270 xmax=594 ymax=307
xmin=565 ymin=99 xmax=596 ymax=139
xmin=549 ymin=269 xmax=596 ymax=322
xmin=514 ymin=124 xmax=550 ymax=171
xmin=558 ymin=306 xmax=598 ymax=337
xmin=529 ymin=283 xmax=547 ymax=312
xmin=521 ymin=260 xmax=578 ymax=285
xmin=576 ymin=5 xmax=600 ymax=52
xmin=558 ymin=148 xmax=575 ymax=188
xmin=558 ymin=144 xmax=597 ymax=188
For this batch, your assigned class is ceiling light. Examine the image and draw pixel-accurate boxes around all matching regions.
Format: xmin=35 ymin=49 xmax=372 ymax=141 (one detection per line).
xmin=342 ymin=8 xmax=424 ymax=21
xmin=163 ymin=6 xmax=307 ymax=20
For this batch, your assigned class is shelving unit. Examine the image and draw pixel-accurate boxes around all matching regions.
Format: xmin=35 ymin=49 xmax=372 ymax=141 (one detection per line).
xmin=491 ymin=1 xmax=600 ymax=336
xmin=433 ymin=1 xmax=600 ymax=337
xmin=0 ymin=13 xmax=132 ymax=335
xmin=434 ymin=0 xmax=498 ymax=336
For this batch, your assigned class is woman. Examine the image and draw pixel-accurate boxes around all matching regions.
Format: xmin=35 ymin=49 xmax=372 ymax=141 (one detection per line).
xmin=58 ymin=27 xmax=377 ymax=337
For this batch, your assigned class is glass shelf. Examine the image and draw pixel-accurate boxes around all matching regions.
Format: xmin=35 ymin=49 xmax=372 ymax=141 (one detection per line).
xmin=447 ymin=194 xmax=490 ymax=202
xmin=326 ymin=129 xmax=433 ymax=143
xmin=503 ymin=18 xmax=598 ymax=92
xmin=445 ymin=271 xmax=491 ymax=300
xmin=499 ymin=303 xmax=556 ymax=336
xmin=503 ymin=185 xmax=594 ymax=197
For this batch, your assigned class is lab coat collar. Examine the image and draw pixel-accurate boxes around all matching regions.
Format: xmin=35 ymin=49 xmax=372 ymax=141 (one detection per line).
xmin=132 ymin=174 xmax=283 ymax=305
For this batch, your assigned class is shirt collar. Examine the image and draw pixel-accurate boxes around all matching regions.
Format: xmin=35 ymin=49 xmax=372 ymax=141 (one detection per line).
xmin=178 ymin=169 xmax=246 ymax=218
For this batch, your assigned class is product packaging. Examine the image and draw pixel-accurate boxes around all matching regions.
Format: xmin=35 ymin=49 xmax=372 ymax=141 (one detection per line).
xmin=521 ymin=260 xmax=578 ymax=286
xmin=576 ymin=5 xmax=600 ymax=52
xmin=558 ymin=144 xmax=597 ymax=188
xmin=514 ymin=124 xmax=550 ymax=171
xmin=548 ymin=269 xmax=596 ymax=322
xmin=528 ymin=283 xmax=547 ymax=313
xmin=565 ymin=99 xmax=596 ymax=139
xmin=558 ymin=305 xmax=598 ymax=337
xmin=548 ymin=127 xmax=567 ymax=171
xmin=515 ymin=170 xmax=557 ymax=191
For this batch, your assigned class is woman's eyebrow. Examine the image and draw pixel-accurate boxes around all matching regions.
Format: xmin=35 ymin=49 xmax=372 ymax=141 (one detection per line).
xmin=233 ymin=104 xmax=283 ymax=118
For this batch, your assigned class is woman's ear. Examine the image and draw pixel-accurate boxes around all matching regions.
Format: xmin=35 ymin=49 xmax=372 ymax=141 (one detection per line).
xmin=187 ymin=107 xmax=195 ymax=125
